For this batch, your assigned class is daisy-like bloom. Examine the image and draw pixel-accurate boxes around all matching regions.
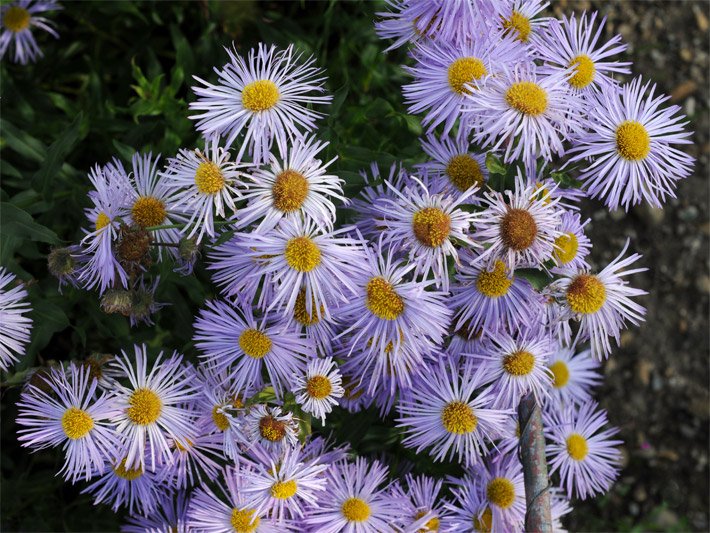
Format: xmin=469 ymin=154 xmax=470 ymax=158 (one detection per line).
xmin=111 ymin=152 xmax=186 ymax=259
xmin=157 ymin=430 xmax=224 ymax=489
xmin=109 ymin=344 xmax=197 ymax=471
xmin=551 ymin=209 xmax=592 ymax=272
xmin=0 ymin=0 xmax=60 ymax=64
xmin=16 ymin=363 xmax=119 ymax=483
xmin=469 ymin=325 xmax=554 ymax=409
xmin=568 ymin=76 xmax=694 ymax=210
xmin=193 ymin=298 xmax=310 ymax=397
xmin=548 ymin=239 xmax=647 ymax=360
xmin=292 ymin=356 xmax=344 ymax=423
xmin=243 ymin=404 xmax=299 ymax=453
xmin=243 ymin=217 xmax=365 ymax=321
xmin=290 ymin=286 xmax=339 ymax=356
xmin=403 ymin=32 xmax=524 ymax=135
xmin=190 ymin=43 xmax=331 ymax=163
xmin=450 ymin=250 xmax=545 ymax=338
xmin=550 ymin=489 xmax=574 ymax=530
xmin=375 ymin=177 xmax=479 ymax=292
xmin=242 ymin=444 xmax=328 ymax=521
xmin=473 ymin=174 xmax=562 ymax=270
xmin=303 ymin=457 xmax=406 ymax=532
xmin=397 ymin=359 xmax=511 ymax=466
xmin=545 ymin=400 xmax=623 ymax=500
xmin=491 ymin=0 xmax=550 ymax=44
xmin=546 ymin=344 xmax=601 ymax=407
xmin=123 ymin=490 xmax=191 ymax=533
xmin=337 ymin=242 xmax=451 ymax=392
xmin=238 ymin=134 xmax=345 ymax=232
xmin=161 ymin=136 xmax=245 ymax=242
xmin=0 ymin=268 xmax=32 ymax=371
xmin=79 ymin=163 xmax=131 ymax=294
xmin=468 ymin=452 xmax=526 ymax=532
xmin=402 ymin=474 xmax=453 ymax=533
xmin=467 ymin=64 xmax=581 ymax=169
xmin=417 ymin=132 xmax=489 ymax=197
xmin=82 ymin=453 xmax=163 ymax=515
xmin=188 ymin=466 xmax=287 ymax=532
xmin=447 ymin=316 xmax=486 ymax=359
xmin=533 ymin=11 xmax=630 ymax=94
xmin=445 ymin=475 xmax=493 ymax=533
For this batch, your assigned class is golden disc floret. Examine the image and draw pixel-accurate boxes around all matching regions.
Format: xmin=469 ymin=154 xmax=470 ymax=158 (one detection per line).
xmin=114 ymin=459 xmax=144 ymax=481
xmin=502 ymin=350 xmax=535 ymax=376
xmin=505 ymin=81 xmax=548 ymax=116
xmin=412 ymin=207 xmax=451 ymax=248
xmin=194 ymin=162 xmax=225 ymax=194
xmin=566 ymin=274 xmax=606 ymax=314
xmin=486 ymin=477 xmax=515 ymax=509
xmin=61 ymin=407 xmax=94 ymax=440
xmin=615 ymin=120 xmax=651 ymax=161
xmin=132 ymin=196 xmax=167 ymax=227
xmin=284 ymin=236 xmax=322 ymax=272
xmin=239 ymin=328 xmax=272 ymax=359
xmin=502 ymin=10 xmax=532 ymax=42
xmin=554 ymin=232 xmax=579 ymax=265
xmin=566 ymin=433 xmax=589 ymax=461
xmin=476 ymin=260 xmax=513 ymax=298
xmin=230 ymin=508 xmax=260 ymax=533
xmin=341 ymin=497 xmax=371 ymax=522
xmin=259 ymin=415 xmax=286 ymax=442
xmin=500 ymin=208 xmax=538 ymax=251
xmin=366 ymin=277 xmax=405 ymax=320
xmin=568 ymin=54 xmax=596 ymax=89
xmin=446 ymin=154 xmax=485 ymax=191
xmin=306 ymin=375 xmax=332 ymax=399
xmin=4 ymin=6 xmax=30 ymax=32
xmin=242 ymin=80 xmax=280 ymax=112
xmin=549 ymin=360 xmax=570 ymax=388
xmin=127 ymin=388 xmax=162 ymax=425
xmin=441 ymin=401 xmax=478 ymax=434
xmin=95 ymin=212 xmax=111 ymax=231
xmin=273 ymin=169 xmax=309 ymax=212
xmin=448 ymin=57 xmax=487 ymax=95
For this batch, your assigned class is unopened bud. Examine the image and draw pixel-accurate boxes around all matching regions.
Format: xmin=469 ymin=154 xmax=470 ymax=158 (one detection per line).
xmin=100 ymin=288 xmax=133 ymax=316
xmin=47 ymin=247 xmax=76 ymax=278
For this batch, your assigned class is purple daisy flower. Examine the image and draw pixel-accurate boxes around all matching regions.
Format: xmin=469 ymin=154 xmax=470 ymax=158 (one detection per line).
xmin=303 ymin=457 xmax=407 ymax=532
xmin=237 ymin=134 xmax=346 ymax=232
xmin=551 ymin=209 xmax=592 ymax=273
xmin=242 ymin=404 xmax=300 ymax=454
xmin=187 ymin=465 xmax=288 ymax=532
xmin=490 ymin=0 xmax=551 ymax=44
xmin=16 ymin=363 xmax=119 ymax=483
xmin=450 ymin=250 xmax=545 ymax=338
xmin=402 ymin=473 xmax=453 ymax=533
xmin=468 ymin=325 xmax=554 ymax=409
xmin=466 ymin=63 xmax=582 ymax=169
xmin=109 ymin=344 xmax=198 ymax=471
xmin=289 ymin=286 xmax=339 ymax=356
xmin=533 ymin=11 xmax=631 ymax=94
xmin=547 ymin=239 xmax=647 ymax=360
xmin=157 ymin=430 xmax=223 ymax=489
xmin=568 ymin=76 xmax=694 ymax=210
xmin=397 ymin=359 xmax=511 ymax=466
xmin=190 ymin=43 xmax=331 ymax=164
xmin=374 ymin=176 xmax=480 ymax=292
xmin=0 ymin=267 xmax=32 ymax=371
xmin=545 ymin=400 xmax=623 ymax=500
xmin=122 ymin=490 xmax=191 ymax=533
xmin=473 ymin=173 xmax=563 ymax=270
xmin=403 ymin=31 xmax=525 ymax=135
xmin=292 ymin=356 xmax=344 ymax=424
xmin=0 ymin=0 xmax=60 ymax=64
xmin=445 ymin=474 xmax=493 ymax=533
xmin=193 ymin=298 xmax=310 ymax=398
xmin=546 ymin=344 xmax=601 ymax=408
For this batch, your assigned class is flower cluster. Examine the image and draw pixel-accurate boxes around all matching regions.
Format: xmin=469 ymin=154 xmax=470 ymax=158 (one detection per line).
xmin=6 ymin=0 xmax=695 ymax=531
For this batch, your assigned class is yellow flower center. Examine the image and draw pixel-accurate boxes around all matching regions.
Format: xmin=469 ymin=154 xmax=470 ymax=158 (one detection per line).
xmin=174 ymin=438 xmax=193 ymax=452
xmin=127 ymin=388 xmax=162 ymax=425
xmin=239 ymin=328 xmax=272 ymax=359
xmin=500 ymin=208 xmax=538 ymax=251
xmin=414 ymin=510 xmax=440 ymax=532
xmin=341 ymin=497 xmax=371 ymax=522
xmin=272 ymin=169 xmax=309 ymax=212
xmin=502 ymin=10 xmax=532 ymax=42
xmin=294 ymin=288 xmax=321 ymax=326
xmin=534 ymin=183 xmax=552 ymax=205
xmin=230 ymin=508 xmax=260 ymax=533
xmin=446 ymin=154 xmax=484 ymax=191
xmin=366 ymin=277 xmax=404 ymax=320
xmin=566 ymin=433 xmax=589 ymax=461
xmin=61 ymin=407 xmax=94 ymax=440
xmin=447 ymin=57 xmax=487 ymax=95
xmin=270 ymin=479 xmax=298 ymax=499
xmin=306 ymin=375 xmax=332 ymax=399
xmin=3 ymin=6 xmax=30 ymax=32
xmin=566 ymin=274 xmax=607 ymax=314
xmin=284 ymin=236 xmax=321 ymax=272
xmin=441 ymin=401 xmax=478 ymax=434
xmin=194 ymin=161 xmax=225 ymax=194
xmin=242 ymin=79 xmax=280 ymax=112
xmin=616 ymin=120 xmax=651 ymax=161
xmin=554 ymin=232 xmax=579 ymax=265
xmin=132 ymin=196 xmax=167 ymax=227
xmin=486 ymin=477 xmax=515 ymax=509
xmin=114 ymin=459 xmax=144 ymax=481
xmin=473 ymin=507 xmax=493 ymax=532
xmin=549 ymin=360 xmax=570 ymax=388
xmin=505 ymin=81 xmax=548 ymax=116
xmin=212 ymin=404 xmax=231 ymax=431
xmin=568 ymin=54 xmax=596 ymax=89
xmin=502 ymin=350 xmax=535 ymax=376
xmin=412 ymin=207 xmax=451 ymax=248
xmin=476 ymin=260 xmax=513 ymax=298
xmin=95 ymin=212 xmax=111 ymax=231
xmin=259 ymin=415 xmax=287 ymax=442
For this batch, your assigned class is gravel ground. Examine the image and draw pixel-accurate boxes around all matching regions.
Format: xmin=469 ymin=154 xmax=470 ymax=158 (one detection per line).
xmin=552 ymin=1 xmax=709 ymax=530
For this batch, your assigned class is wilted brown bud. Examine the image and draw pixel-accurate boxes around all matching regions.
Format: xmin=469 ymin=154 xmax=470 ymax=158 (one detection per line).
xmin=117 ymin=224 xmax=152 ymax=264
xmin=100 ymin=288 xmax=133 ymax=316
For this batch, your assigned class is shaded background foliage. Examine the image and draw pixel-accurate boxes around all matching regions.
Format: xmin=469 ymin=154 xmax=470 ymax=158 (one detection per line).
xmin=0 ymin=1 xmax=706 ymax=531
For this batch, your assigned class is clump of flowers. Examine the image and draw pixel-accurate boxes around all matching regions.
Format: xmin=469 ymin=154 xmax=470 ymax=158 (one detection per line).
xmin=5 ymin=0 xmax=694 ymax=530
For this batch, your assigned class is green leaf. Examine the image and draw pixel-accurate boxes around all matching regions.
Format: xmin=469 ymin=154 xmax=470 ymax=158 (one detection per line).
xmin=0 ymin=203 xmax=60 ymax=246
xmin=485 ymin=152 xmax=506 ymax=175
xmin=24 ymin=299 xmax=70 ymax=364
xmin=516 ymin=268 xmax=553 ymax=290
xmin=33 ymin=112 xmax=85 ymax=199
xmin=0 ymin=119 xmax=45 ymax=163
